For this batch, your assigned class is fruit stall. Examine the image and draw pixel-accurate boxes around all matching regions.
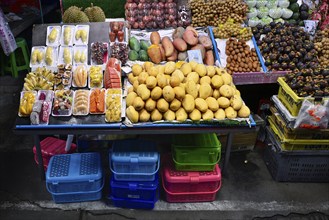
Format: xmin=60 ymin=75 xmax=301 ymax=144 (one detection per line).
xmin=12 ymin=0 xmax=329 ymax=209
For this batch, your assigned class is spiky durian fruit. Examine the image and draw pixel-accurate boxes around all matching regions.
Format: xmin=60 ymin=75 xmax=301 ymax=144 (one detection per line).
xmin=62 ymin=6 xmax=89 ymax=23
xmin=84 ymin=3 xmax=106 ymax=22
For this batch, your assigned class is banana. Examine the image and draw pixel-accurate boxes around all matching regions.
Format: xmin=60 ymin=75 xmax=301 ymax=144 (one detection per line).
xmin=64 ymin=26 xmax=71 ymax=45
xmin=48 ymin=28 xmax=58 ymax=43
xmin=45 ymin=47 xmax=53 ymax=66
xmin=63 ymin=48 xmax=71 ymax=64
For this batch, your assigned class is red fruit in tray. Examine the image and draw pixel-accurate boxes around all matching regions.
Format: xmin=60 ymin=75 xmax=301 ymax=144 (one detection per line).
xmin=117 ymin=31 xmax=124 ymax=42
xmin=109 ymin=32 xmax=116 ymax=42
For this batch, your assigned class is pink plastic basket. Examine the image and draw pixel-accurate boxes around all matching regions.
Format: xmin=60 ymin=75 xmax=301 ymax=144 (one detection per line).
xmin=162 ymin=174 xmax=221 ymax=203
xmin=162 ymin=154 xmax=221 ymax=193
xmin=162 ymin=154 xmax=221 ymax=203
xmin=33 ymin=137 xmax=77 ymax=170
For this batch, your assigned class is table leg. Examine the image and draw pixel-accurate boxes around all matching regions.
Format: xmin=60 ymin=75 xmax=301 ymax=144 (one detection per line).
xmin=222 ymin=132 xmax=233 ymax=176
xmin=34 ymin=135 xmax=45 ymax=180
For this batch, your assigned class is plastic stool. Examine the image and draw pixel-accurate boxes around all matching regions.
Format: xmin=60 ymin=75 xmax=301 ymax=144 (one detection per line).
xmin=2 ymin=38 xmax=30 ymax=78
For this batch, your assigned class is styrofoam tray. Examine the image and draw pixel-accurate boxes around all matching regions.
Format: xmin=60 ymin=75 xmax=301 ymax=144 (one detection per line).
xmin=58 ymin=46 xmax=73 ymax=65
xmin=89 ymin=88 xmax=106 ymax=114
xmin=72 ymin=64 xmax=88 ymax=88
xmin=46 ymin=26 xmax=61 ymax=46
xmin=61 ymin=25 xmax=75 ymax=46
xmin=30 ymin=46 xmax=46 ymax=68
xmin=73 ymin=89 xmax=90 ymax=116
xmin=73 ymin=45 xmax=88 ymax=65
xmin=88 ymin=65 xmax=103 ymax=89
xmin=18 ymin=91 xmax=37 ymax=117
xmin=52 ymin=90 xmax=74 ymax=117
xmin=44 ymin=46 xmax=58 ymax=67
xmin=105 ymin=88 xmax=122 ymax=122
xmin=74 ymin=25 xmax=89 ymax=46
xmin=90 ymin=42 xmax=109 ymax=66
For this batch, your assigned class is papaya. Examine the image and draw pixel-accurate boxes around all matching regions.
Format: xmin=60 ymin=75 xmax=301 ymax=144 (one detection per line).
xmin=140 ymin=40 xmax=151 ymax=51
xmin=139 ymin=50 xmax=149 ymax=61
xmin=129 ymin=37 xmax=140 ymax=52
xmin=128 ymin=50 xmax=139 ymax=61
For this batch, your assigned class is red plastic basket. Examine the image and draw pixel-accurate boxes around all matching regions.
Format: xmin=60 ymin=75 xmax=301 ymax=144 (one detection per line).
xmin=162 ymin=154 xmax=221 ymax=193
xmin=33 ymin=137 xmax=77 ymax=170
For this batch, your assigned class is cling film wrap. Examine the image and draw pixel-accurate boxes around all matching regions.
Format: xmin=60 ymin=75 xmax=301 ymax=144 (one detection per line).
xmin=0 ymin=8 xmax=17 ymax=56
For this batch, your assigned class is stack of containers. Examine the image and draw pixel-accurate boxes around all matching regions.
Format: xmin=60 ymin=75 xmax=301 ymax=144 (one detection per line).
xmin=263 ymin=93 xmax=329 ymax=182
xmin=109 ymin=139 xmax=160 ymax=209
xmin=46 ymin=152 xmax=103 ymax=203
xmin=162 ymin=133 xmax=222 ymax=202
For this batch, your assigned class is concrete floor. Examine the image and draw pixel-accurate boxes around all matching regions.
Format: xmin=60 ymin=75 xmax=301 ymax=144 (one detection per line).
xmin=0 ymin=74 xmax=329 ymax=219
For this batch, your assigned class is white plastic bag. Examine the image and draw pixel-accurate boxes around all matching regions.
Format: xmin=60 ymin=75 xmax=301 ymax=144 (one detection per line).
xmin=0 ymin=8 xmax=17 ymax=56
xmin=294 ymin=99 xmax=329 ymax=129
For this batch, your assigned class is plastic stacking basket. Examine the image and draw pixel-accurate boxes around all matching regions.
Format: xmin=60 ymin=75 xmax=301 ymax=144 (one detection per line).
xmin=110 ymin=196 xmax=157 ymax=209
xmin=33 ymin=137 xmax=77 ymax=170
xmin=46 ymin=153 xmax=103 ymax=203
xmin=110 ymin=139 xmax=159 ymax=181
xmin=110 ymin=175 xmax=159 ymax=202
xmin=264 ymin=127 xmax=329 ymax=182
xmin=172 ymin=133 xmax=221 ymax=171
xmin=162 ymin=154 xmax=221 ymax=193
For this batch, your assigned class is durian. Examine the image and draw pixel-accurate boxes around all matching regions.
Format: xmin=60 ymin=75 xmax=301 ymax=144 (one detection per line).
xmin=84 ymin=3 xmax=106 ymax=22
xmin=62 ymin=6 xmax=89 ymax=23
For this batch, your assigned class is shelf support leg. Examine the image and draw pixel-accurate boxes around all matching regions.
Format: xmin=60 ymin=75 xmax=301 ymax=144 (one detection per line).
xmin=222 ymin=132 xmax=233 ymax=176
xmin=34 ymin=135 xmax=45 ymax=180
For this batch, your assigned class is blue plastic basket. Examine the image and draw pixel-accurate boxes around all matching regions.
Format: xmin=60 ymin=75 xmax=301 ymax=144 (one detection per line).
xmin=110 ymin=174 xmax=159 ymax=201
xmin=46 ymin=153 xmax=103 ymax=193
xmin=110 ymin=139 xmax=160 ymax=181
xmin=49 ymin=182 xmax=104 ymax=203
xmin=109 ymin=196 xmax=157 ymax=210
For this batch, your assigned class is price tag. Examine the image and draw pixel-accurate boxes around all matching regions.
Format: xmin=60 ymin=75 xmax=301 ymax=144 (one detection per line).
xmin=187 ymin=49 xmax=203 ymax=64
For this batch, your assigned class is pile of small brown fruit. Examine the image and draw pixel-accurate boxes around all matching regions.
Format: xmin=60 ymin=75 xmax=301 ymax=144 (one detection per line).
xmin=284 ymin=68 xmax=329 ymax=97
xmin=190 ymin=0 xmax=247 ymax=27
xmin=253 ymin=22 xmax=319 ymax=71
xmin=225 ymin=38 xmax=261 ymax=74
xmin=314 ymin=29 xmax=329 ymax=68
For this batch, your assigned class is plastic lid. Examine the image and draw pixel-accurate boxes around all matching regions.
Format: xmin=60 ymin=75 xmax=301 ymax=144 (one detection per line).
xmin=46 ymin=152 xmax=102 ymax=183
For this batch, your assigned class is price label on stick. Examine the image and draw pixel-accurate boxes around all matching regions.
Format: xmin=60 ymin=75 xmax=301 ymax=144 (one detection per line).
xmin=187 ymin=49 xmax=203 ymax=64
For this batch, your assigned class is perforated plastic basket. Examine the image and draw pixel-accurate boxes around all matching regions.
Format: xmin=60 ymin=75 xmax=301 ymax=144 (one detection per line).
xmin=162 ymin=172 xmax=221 ymax=203
xmin=110 ymin=175 xmax=159 ymax=201
xmin=46 ymin=153 xmax=103 ymax=194
xmin=109 ymin=196 xmax=157 ymax=209
xmin=110 ymin=139 xmax=159 ymax=181
xmin=162 ymin=154 xmax=221 ymax=193
xmin=49 ymin=186 xmax=103 ymax=203
xmin=172 ymin=133 xmax=221 ymax=168
xmin=264 ymin=126 xmax=329 ymax=182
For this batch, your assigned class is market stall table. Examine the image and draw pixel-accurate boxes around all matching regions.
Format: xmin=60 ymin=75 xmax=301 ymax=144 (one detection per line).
xmin=14 ymin=115 xmax=257 ymax=180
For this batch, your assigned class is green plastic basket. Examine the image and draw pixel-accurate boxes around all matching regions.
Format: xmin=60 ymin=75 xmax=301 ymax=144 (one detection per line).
xmin=172 ymin=153 xmax=220 ymax=171
xmin=171 ymin=133 xmax=221 ymax=171
xmin=172 ymin=133 xmax=220 ymax=149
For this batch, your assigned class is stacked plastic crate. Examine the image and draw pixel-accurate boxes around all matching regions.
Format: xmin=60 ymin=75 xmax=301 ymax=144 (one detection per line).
xmin=46 ymin=152 xmax=104 ymax=203
xmin=109 ymin=139 xmax=160 ymax=209
xmin=162 ymin=133 xmax=222 ymax=202
xmin=264 ymin=94 xmax=329 ymax=182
